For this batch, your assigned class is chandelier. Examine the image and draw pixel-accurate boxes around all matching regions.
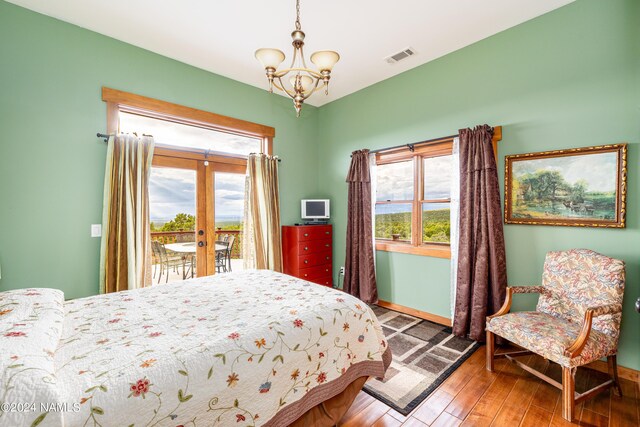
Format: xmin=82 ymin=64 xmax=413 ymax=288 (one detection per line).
xmin=255 ymin=0 xmax=340 ymax=117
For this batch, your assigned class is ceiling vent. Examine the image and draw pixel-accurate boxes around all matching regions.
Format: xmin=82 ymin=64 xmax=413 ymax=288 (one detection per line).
xmin=385 ymin=47 xmax=417 ymax=64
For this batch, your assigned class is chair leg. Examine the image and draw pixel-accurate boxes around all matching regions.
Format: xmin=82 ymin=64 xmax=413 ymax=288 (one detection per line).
xmin=562 ymin=366 xmax=576 ymax=422
xmin=607 ymin=355 xmax=623 ymax=397
xmin=486 ymin=329 xmax=495 ymax=372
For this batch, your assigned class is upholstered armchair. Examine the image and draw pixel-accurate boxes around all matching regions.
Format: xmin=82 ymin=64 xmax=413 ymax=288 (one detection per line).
xmin=485 ymin=249 xmax=625 ymax=422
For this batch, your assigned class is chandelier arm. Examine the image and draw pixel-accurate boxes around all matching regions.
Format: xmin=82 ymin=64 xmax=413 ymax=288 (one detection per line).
xmin=289 ymin=45 xmax=299 ymax=69
xmin=273 ymin=76 xmax=297 ymax=99
xmin=298 ymin=45 xmax=309 ymax=69
xmin=274 ymin=67 xmax=323 ymax=79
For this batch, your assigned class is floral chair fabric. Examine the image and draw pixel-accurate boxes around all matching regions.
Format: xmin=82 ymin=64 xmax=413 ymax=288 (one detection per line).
xmin=487 ymin=311 xmax=617 ymax=367
xmin=536 ymin=249 xmax=625 ymax=339
xmin=486 ymin=249 xmax=625 ymax=368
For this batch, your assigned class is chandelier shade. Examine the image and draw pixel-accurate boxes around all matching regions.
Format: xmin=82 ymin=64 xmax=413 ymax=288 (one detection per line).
xmin=255 ymin=0 xmax=339 ymax=116
xmin=310 ymin=51 xmax=340 ymax=72
xmin=255 ymin=48 xmax=286 ymax=69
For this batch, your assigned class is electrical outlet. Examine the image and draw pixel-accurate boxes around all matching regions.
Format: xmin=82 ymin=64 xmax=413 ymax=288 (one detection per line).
xmin=339 ymin=266 xmax=345 ymax=276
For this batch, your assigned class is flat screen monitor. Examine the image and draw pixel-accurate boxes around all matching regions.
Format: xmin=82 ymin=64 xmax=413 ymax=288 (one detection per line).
xmin=301 ymin=199 xmax=330 ymax=220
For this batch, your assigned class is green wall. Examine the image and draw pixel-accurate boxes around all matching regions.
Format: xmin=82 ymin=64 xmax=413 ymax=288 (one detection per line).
xmin=317 ymin=0 xmax=640 ymax=370
xmin=0 ymin=0 xmax=320 ymax=299
xmin=1 ymin=0 xmax=638 ymax=370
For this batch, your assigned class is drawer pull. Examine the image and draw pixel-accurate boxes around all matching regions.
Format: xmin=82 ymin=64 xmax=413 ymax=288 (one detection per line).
xmin=325 ymin=244 xmax=330 ymax=247
xmin=325 ymin=231 xmax=330 ymax=234
xmin=304 ymin=274 xmax=308 ymax=277
xmin=304 ymin=233 xmax=309 ymax=237
xmin=325 ymin=256 xmax=330 ymax=260
xmin=304 ymin=260 xmax=309 ymax=264
xmin=304 ymin=247 xmax=308 ymax=251
xmin=325 ymin=269 xmax=329 ymax=272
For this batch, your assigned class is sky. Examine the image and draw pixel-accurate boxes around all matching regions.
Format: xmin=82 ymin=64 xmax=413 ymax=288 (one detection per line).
xmin=376 ymin=155 xmax=452 ymax=201
xmin=512 ymin=151 xmax=617 ymax=192
xmin=149 ymin=168 xmax=245 ymax=222
xmin=120 ymin=112 xmax=261 ymax=155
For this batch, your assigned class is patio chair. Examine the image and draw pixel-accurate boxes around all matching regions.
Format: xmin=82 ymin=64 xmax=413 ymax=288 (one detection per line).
xmin=486 ymin=249 xmax=625 ymax=422
xmin=226 ymin=235 xmax=236 ymax=272
xmin=153 ymin=240 xmax=183 ymax=283
xmin=215 ymin=240 xmax=229 ymax=273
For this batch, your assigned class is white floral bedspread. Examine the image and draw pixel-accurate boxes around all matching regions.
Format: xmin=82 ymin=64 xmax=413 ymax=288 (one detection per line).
xmin=1 ymin=270 xmax=389 ymax=426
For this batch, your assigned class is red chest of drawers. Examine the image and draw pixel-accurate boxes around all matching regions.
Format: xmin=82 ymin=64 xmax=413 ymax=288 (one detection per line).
xmin=282 ymin=225 xmax=333 ymax=287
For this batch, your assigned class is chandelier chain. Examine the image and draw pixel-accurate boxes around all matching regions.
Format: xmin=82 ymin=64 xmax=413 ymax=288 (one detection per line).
xmin=295 ymin=0 xmax=301 ymax=30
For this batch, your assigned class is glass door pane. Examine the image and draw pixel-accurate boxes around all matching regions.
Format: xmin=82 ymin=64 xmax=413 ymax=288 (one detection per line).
xmin=149 ymin=166 xmax=198 ymax=283
xmin=213 ymin=172 xmax=246 ymax=274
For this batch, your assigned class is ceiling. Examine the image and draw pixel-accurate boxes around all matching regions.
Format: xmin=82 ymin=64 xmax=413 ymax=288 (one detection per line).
xmin=8 ymin=0 xmax=574 ymax=107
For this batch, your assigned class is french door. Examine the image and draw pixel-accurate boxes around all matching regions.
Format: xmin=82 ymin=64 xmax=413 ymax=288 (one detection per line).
xmin=150 ymin=151 xmax=246 ymax=278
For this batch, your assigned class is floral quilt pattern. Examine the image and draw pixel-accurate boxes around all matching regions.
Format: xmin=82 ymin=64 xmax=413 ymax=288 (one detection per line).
xmin=2 ymin=270 xmax=389 ymax=427
xmin=0 ymin=288 xmax=65 ymax=427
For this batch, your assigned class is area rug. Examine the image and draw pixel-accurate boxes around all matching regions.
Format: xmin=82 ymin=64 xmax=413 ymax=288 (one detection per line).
xmin=364 ymin=305 xmax=480 ymax=416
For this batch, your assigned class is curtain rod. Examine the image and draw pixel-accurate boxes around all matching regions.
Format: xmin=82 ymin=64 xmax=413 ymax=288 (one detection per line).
xmin=97 ymin=133 xmax=112 ymax=142
xmin=367 ymin=133 xmax=459 ymax=156
xmin=361 ymin=125 xmax=496 ymax=157
xmin=97 ymin=133 xmax=281 ymax=162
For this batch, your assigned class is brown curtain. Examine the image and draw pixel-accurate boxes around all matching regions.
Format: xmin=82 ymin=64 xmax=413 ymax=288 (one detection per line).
xmin=99 ymin=134 xmax=155 ymax=294
xmin=242 ymin=153 xmax=283 ymax=272
xmin=344 ymin=150 xmax=378 ymax=303
xmin=453 ymin=125 xmax=507 ymax=341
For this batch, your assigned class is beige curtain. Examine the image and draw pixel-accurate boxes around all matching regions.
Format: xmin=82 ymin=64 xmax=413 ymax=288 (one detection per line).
xmin=243 ymin=154 xmax=282 ymax=271
xmin=99 ymin=134 xmax=155 ymax=293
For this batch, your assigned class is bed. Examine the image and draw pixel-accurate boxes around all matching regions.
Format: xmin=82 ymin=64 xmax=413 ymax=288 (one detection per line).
xmin=0 ymin=270 xmax=391 ymax=426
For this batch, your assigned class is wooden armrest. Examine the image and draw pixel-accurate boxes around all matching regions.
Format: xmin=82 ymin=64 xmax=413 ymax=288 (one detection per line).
xmin=564 ymin=303 xmax=622 ymax=359
xmin=486 ymin=286 xmax=543 ymax=321
xmin=587 ymin=303 xmax=622 ymax=317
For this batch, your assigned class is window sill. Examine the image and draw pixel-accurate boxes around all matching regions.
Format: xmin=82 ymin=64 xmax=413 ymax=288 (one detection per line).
xmin=375 ymin=241 xmax=451 ymax=259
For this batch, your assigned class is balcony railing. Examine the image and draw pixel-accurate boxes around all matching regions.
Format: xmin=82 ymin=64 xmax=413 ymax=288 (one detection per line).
xmin=151 ymin=229 xmax=243 ymax=259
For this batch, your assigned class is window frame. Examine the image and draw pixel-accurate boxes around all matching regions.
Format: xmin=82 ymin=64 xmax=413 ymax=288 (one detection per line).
xmin=374 ymin=129 xmax=501 ymax=258
xmin=102 ymin=87 xmax=276 ymax=275
xmin=375 ymin=140 xmax=454 ymax=258
xmin=102 ymin=86 xmax=275 ymax=161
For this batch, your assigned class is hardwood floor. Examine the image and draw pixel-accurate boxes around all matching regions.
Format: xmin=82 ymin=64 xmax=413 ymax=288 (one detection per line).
xmin=339 ymin=347 xmax=640 ymax=427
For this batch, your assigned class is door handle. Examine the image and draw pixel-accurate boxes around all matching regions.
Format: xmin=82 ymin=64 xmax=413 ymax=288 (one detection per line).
xmin=198 ymin=241 xmax=205 ymax=247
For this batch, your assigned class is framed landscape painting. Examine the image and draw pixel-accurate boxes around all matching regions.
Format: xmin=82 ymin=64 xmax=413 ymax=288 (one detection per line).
xmin=505 ymin=144 xmax=627 ymax=228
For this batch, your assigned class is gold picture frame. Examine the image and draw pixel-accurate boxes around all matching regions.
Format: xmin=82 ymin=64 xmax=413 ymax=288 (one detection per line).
xmin=505 ymin=144 xmax=627 ymax=228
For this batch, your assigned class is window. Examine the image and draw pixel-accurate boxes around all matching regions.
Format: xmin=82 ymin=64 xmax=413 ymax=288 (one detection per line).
xmin=374 ymin=140 xmax=453 ymax=258
xmin=102 ymin=87 xmax=275 ymax=277
xmin=119 ymin=112 xmax=262 ymax=156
